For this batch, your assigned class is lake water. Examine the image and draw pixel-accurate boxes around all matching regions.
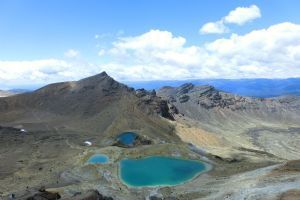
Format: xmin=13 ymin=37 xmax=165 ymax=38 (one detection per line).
xmin=119 ymin=156 xmax=209 ymax=187
xmin=87 ymin=154 xmax=109 ymax=164
xmin=117 ymin=132 xmax=137 ymax=145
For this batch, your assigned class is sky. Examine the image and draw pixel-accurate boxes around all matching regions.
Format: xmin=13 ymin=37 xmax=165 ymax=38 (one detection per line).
xmin=1 ymin=0 xmax=300 ymax=89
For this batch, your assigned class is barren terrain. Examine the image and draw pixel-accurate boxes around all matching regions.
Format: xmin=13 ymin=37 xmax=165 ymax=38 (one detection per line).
xmin=0 ymin=73 xmax=299 ymax=199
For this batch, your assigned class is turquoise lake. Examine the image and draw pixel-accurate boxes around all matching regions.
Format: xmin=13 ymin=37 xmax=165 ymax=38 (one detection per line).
xmin=119 ymin=156 xmax=208 ymax=187
xmin=87 ymin=154 xmax=109 ymax=164
xmin=117 ymin=132 xmax=137 ymax=145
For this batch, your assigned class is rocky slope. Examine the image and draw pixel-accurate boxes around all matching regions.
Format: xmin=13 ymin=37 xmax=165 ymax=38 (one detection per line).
xmin=0 ymin=72 xmax=172 ymax=119
xmin=158 ymin=83 xmax=300 ymax=113
xmin=0 ymin=72 xmax=182 ymax=198
xmin=158 ymin=83 xmax=300 ymax=160
xmin=0 ymin=72 xmax=176 ymax=139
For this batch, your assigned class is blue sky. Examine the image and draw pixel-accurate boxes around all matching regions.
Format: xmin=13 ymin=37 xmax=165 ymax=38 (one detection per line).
xmin=1 ymin=0 xmax=300 ymax=89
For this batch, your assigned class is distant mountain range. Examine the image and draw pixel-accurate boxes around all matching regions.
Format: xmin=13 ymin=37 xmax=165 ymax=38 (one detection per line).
xmin=0 ymin=89 xmax=31 ymax=97
xmin=0 ymin=90 xmax=14 ymax=97
xmin=8 ymin=89 xmax=31 ymax=93
xmin=126 ymin=78 xmax=300 ymax=98
xmin=2 ymin=78 xmax=300 ymax=98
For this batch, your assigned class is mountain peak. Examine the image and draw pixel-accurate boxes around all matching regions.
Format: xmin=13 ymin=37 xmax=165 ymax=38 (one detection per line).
xmin=94 ymin=71 xmax=108 ymax=76
xmin=78 ymin=71 xmax=110 ymax=82
xmin=76 ymin=71 xmax=122 ymax=89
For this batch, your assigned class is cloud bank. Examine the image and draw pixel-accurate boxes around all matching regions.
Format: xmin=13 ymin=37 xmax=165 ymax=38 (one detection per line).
xmin=1 ymin=22 xmax=300 ymax=87
xmin=0 ymin=59 xmax=96 ymax=87
xmin=104 ymin=23 xmax=300 ymax=80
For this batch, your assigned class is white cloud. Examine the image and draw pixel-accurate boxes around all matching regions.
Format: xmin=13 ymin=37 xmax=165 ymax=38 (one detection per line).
xmin=112 ymin=30 xmax=186 ymax=50
xmin=2 ymin=23 xmax=300 ymax=87
xmin=102 ymin=24 xmax=300 ymax=80
xmin=200 ymin=5 xmax=261 ymax=34
xmin=224 ymin=5 xmax=261 ymax=25
xmin=204 ymin=22 xmax=300 ymax=76
xmin=64 ymin=49 xmax=80 ymax=58
xmin=200 ymin=20 xmax=228 ymax=34
xmin=0 ymin=59 xmax=98 ymax=86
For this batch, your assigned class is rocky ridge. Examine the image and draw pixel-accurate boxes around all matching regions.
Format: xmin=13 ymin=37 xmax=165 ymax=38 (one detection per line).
xmin=0 ymin=72 xmax=173 ymax=121
xmin=158 ymin=83 xmax=300 ymax=111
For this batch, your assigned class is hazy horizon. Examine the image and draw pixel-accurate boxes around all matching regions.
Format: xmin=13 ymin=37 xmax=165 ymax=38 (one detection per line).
xmin=2 ymin=73 xmax=300 ymax=90
xmin=2 ymin=72 xmax=300 ymax=98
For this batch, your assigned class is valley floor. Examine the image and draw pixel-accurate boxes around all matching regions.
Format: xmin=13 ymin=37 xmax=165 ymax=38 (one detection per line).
xmin=1 ymin=117 xmax=300 ymax=200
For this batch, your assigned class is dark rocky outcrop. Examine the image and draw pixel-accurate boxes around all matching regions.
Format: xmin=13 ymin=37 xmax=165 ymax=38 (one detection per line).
xmin=149 ymin=196 xmax=178 ymax=200
xmin=158 ymin=83 xmax=250 ymax=110
xmin=112 ymin=134 xmax=152 ymax=148
xmin=176 ymin=83 xmax=194 ymax=95
xmin=178 ymin=95 xmax=189 ymax=103
xmin=169 ymin=104 xmax=178 ymax=115
xmin=26 ymin=190 xmax=61 ymax=200
xmin=157 ymin=83 xmax=300 ymax=112
xmin=0 ymin=126 xmax=22 ymax=133
xmin=23 ymin=189 xmax=113 ymax=200
xmin=135 ymin=88 xmax=156 ymax=98
xmin=149 ymin=197 xmax=162 ymax=200
xmin=69 ymin=190 xmax=113 ymax=200
xmin=136 ymin=88 xmax=174 ymax=120
xmin=213 ymin=155 xmax=241 ymax=163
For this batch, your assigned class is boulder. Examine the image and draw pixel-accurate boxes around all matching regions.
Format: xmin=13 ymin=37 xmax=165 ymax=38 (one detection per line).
xmin=71 ymin=190 xmax=113 ymax=200
xmin=26 ymin=191 xmax=61 ymax=200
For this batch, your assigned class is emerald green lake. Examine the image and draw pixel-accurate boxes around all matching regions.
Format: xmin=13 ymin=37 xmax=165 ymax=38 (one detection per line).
xmin=119 ymin=156 xmax=209 ymax=187
xmin=117 ymin=132 xmax=137 ymax=145
xmin=87 ymin=154 xmax=109 ymax=164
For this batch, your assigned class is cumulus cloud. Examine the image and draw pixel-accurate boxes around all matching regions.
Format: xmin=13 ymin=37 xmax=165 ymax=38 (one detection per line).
xmin=224 ymin=5 xmax=261 ymax=25
xmin=2 ymin=22 xmax=300 ymax=87
xmin=200 ymin=5 xmax=261 ymax=34
xmin=64 ymin=49 xmax=80 ymax=58
xmin=102 ymin=24 xmax=300 ymax=80
xmin=200 ymin=20 xmax=228 ymax=34
xmin=0 ymin=59 xmax=98 ymax=86
xmin=112 ymin=30 xmax=186 ymax=50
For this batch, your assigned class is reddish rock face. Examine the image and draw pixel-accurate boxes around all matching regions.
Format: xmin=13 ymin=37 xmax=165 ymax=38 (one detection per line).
xmin=278 ymin=189 xmax=300 ymax=200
